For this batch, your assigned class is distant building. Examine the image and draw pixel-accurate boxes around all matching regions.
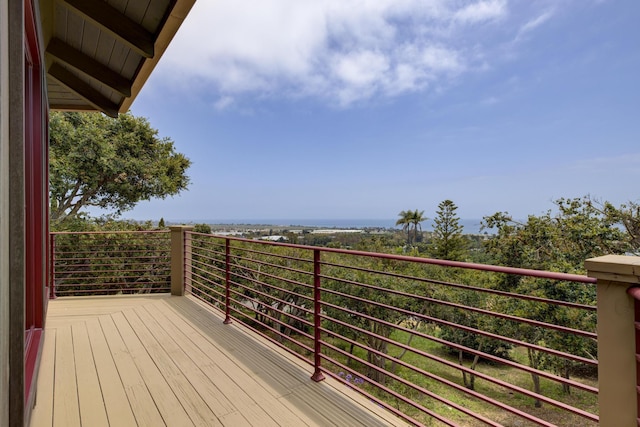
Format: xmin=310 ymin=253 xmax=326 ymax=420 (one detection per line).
xmin=260 ymin=235 xmax=288 ymax=241
xmin=311 ymin=229 xmax=364 ymax=234
xmin=214 ymin=231 xmax=244 ymax=236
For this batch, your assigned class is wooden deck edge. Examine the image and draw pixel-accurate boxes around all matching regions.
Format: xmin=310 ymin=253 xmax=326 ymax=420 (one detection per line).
xmin=184 ymin=294 xmax=411 ymax=427
xmin=49 ymin=293 xmax=172 ymax=302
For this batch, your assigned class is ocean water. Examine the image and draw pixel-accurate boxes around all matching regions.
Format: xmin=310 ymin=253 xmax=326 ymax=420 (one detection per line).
xmin=179 ymin=219 xmax=487 ymax=234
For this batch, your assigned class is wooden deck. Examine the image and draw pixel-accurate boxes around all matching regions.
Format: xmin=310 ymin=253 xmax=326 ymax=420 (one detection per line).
xmin=30 ymin=294 xmax=408 ymax=427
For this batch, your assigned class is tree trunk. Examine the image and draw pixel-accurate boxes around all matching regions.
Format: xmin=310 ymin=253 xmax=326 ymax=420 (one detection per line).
xmin=460 ymin=350 xmax=468 ymax=387
xmin=561 ymin=359 xmax=571 ymax=395
xmin=528 ymin=348 xmax=543 ymax=408
xmin=366 ymin=336 xmax=388 ymax=384
xmin=459 ymin=342 xmax=482 ymax=390
xmin=367 ymin=348 xmax=387 ymax=384
xmin=390 ymin=317 xmax=422 ymax=374
xmin=347 ymin=342 xmax=355 ymax=367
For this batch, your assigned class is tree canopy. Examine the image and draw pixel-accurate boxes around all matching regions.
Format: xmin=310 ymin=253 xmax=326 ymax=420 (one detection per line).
xmin=481 ymin=197 xmax=627 ymax=274
xmin=429 ymin=199 xmax=467 ymax=261
xmin=602 ymin=200 xmax=640 ymax=254
xmin=49 ymin=111 xmax=191 ymax=222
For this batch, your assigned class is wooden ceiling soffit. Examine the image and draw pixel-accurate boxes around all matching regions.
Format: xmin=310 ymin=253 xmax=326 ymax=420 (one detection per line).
xmin=48 ymin=63 xmax=120 ymax=118
xmin=60 ymin=0 xmax=155 ymax=58
xmin=46 ymin=38 xmax=132 ymax=97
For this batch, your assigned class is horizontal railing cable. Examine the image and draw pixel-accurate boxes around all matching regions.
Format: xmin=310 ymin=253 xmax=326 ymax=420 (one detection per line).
xmin=321 ymin=260 xmax=597 ymax=312
xmin=320 ymin=299 xmax=597 ymax=396
xmin=51 ymin=230 xmax=170 ymax=296
xmin=321 ymin=329 xmax=551 ymax=426
xmin=183 ymin=232 xmax=599 ymax=426
xmin=320 ymin=272 xmax=597 ymax=340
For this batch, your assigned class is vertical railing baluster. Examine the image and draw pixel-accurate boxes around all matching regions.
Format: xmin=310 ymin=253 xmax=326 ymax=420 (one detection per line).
xmin=311 ymin=248 xmax=325 ymax=382
xmin=184 ymin=231 xmax=192 ymax=294
xmin=627 ymin=286 xmax=640 ymax=424
xmin=635 ymin=294 xmax=640 ymax=425
xmin=224 ymin=238 xmax=232 ymax=324
xmin=49 ymin=233 xmax=56 ymax=299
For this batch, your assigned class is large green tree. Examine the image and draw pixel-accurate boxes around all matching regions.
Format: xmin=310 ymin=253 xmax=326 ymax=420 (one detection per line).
xmin=429 ymin=199 xmax=467 ymax=261
xmin=482 ymin=197 xmax=626 ymax=274
xmin=49 ymin=111 xmax=191 ymax=222
xmin=481 ymin=197 xmax=626 ymax=403
xmin=603 ymin=200 xmax=640 ymax=254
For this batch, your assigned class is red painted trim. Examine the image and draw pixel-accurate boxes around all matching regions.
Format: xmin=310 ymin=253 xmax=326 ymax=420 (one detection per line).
xmin=223 ymin=239 xmax=232 ymax=324
xmin=23 ymin=329 xmax=42 ymax=401
xmin=201 ymin=234 xmax=598 ymax=284
xmin=311 ymin=249 xmax=324 ymax=382
xmin=23 ymin=0 xmax=46 ymax=411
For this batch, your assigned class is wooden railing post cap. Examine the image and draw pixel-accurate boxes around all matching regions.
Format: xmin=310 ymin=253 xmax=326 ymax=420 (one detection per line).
xmin=585 ymin=254 xmax=640 ymax=284
xmin=169 ymin=225 xmax=194 ymax=231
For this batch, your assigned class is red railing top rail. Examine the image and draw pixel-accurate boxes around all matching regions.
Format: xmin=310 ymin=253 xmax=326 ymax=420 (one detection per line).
xmin=627 ymin=286 xmax=640 ymax=300
xmin=193 ymin=232 xmax=597 ymax=284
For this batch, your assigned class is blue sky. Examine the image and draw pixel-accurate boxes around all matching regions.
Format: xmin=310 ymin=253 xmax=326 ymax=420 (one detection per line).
xmin=122 ymin=0 xmax=639 ymax=223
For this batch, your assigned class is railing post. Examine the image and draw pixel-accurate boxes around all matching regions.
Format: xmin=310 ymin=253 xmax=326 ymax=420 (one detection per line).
xmin=224 ymin=238 xmax=232 ymax=324
xmin=170 ymin=226 xmax=193 ymax=296
xmin=311 ymin=249 xmax=325 ymax=382
xmin=185 ymin=230 xmax=193 ymax=295
xmin=49 ymin=233 xmax=56 ymax=299
xmin=586 ymin=254 xmax=640 ymax=427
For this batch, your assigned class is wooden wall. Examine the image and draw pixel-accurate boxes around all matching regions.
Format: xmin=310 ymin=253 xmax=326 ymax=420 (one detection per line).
xmin=0 ymin=0 xmax=10 ymax=423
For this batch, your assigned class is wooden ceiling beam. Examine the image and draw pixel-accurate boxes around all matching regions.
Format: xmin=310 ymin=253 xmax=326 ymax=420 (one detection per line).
xmin=60 ymin=0 xmax=155 ymax=58
xmin=48 ymin=63 xmax=120 ymax=118
xmin=46 ymin=38 xmax=132 ymax=97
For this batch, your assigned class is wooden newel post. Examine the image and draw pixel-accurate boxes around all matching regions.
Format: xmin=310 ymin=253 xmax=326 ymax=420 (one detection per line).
xmin=586 ymin=255 xmax=640 ymax=427
xmin=170 ymin=226 xmax=194 ymax=296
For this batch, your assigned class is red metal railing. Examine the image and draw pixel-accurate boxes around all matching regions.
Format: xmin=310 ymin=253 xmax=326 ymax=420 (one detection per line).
xmin=627 ymin=286 xmax=640 ymax=426
xmin=185 ymin=232 xmax=599 ymax=427
xmin=50 ymin=230 xmax=171 ymax=296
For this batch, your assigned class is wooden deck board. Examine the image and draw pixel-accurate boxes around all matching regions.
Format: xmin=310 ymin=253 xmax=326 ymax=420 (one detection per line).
xmin=30 ymin=294 xmax=409 ymax=427
xmin=109 ymin=311 xmax=195 ymax=426
xmin=84 ymin=317 xmax=137 ymax=427
xmin=97 ymin=314 xmax=166 ymax=426
xmin=142 ymin=301 xmax=302 ymax=426
xmin=120 ymin=309 xmax=222 ymax=426
xmin=167 ymin=298 xmax=310 ymax=394
xmin=52 ymin=325 xmax=80 ymax=427
xmin=147 ymin=300 xmax=313 ymax=426
xmin=71 ymin=322 xmax=109 ymax=427
xmin=30 ymin=329 xmax=55 ymax=427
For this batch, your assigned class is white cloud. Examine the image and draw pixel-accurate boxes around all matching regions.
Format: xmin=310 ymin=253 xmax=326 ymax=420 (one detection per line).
xmin=155 ymin=0 xmax=558 ymax=107
xmin=417 ymin=45 xmax=463 ymax=72
xmin=333 ymin=50 xmax=390 ymax=87
xmin=453 ymin=0 xmax=507 ymax=24
xmin=213 ymin=96 xmax=234 ymax=111
xmin=515 ymin=10 xmax=554 ymax=41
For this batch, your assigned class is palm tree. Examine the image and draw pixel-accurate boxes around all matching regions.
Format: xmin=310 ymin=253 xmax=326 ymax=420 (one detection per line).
xmin=397 ymin=209 xmax=427 ymax=245
xmin=396 ymin=210 xmax=414 ymax=245
xmin=410 ymin=209 xmax=427 ymax=244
